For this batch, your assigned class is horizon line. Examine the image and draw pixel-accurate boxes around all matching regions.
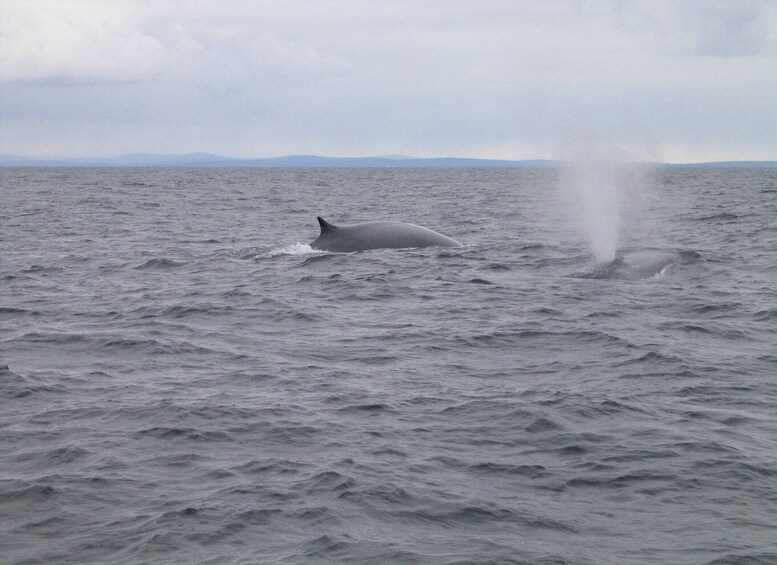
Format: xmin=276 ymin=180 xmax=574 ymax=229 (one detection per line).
xmin=1 ymin=152 xmax=776 ymax=168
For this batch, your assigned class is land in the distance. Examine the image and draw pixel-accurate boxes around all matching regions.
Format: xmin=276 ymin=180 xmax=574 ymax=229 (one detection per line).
xmin=1 ymin=153 xmax=775 ymax=168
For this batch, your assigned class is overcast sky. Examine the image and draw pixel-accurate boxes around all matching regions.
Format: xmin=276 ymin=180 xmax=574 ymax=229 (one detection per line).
xmin=1 ymin=0 xmax=776 ymax=162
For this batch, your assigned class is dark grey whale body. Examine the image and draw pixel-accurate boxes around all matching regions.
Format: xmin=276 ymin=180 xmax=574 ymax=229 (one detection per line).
xmin=310 ymin=217 xmax=462 ymax=252
xmin=573 ymin=251 xmax=677 ymax=280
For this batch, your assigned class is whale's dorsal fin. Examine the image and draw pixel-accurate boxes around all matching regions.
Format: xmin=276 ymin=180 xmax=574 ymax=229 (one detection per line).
xmin=317 ymin=216 xmax=336 ymax=234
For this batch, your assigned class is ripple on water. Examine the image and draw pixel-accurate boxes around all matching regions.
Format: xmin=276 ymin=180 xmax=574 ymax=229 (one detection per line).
xmin=2 ymin=167 xmax=776 ymax=564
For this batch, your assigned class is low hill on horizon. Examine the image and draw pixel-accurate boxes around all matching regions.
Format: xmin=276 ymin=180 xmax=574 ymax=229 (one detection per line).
xmin=1 ymin=153 xmax=776 ymax=168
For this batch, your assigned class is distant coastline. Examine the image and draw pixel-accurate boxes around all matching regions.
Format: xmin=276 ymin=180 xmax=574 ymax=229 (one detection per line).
xmin=1 ymin=153 xmax=776 ymax=168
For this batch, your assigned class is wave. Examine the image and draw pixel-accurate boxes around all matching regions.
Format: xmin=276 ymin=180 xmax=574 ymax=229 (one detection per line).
xmin=135 ymin=426 xmax=233 ymax=442
xmin=466 ymin=462 xmax=549 ymax=479
xmin=0 ymin=364 xmax=70 ymax=398
xmin=705 ymin=553 xmax=777 ymax=565
xmin=157 ymin=304 xmax=236 ymax=318
xmin=40 ymin=446 xmax=91 ymax=465
xmin=753 ymin=308 xmax=777 ymax=321
xmin=134 ymin=258 xmax=184 ymax=270
xmin=22 ymin=265 xmax=65 ymax=274
xmin=0 ymin=481 xmax=57 ymax=503
xmin=693 ymin=212 xmax=743 ymax=222
xmin=0 ymin=307 xmax=40 ymax=318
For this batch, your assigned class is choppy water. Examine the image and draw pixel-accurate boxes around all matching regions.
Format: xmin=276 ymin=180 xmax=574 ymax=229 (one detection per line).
xmin=2 ymin=167 xmax=776 ymax=564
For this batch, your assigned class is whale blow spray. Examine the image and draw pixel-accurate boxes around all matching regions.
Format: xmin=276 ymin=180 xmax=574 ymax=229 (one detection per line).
xmin=558 ymin=142 xmax=650 ymax=264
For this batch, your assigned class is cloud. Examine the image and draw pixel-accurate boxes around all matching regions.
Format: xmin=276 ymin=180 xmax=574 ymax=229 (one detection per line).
xmin=613 ymin=1 xmax=775 ymax=58
xmin=0 ymin=0 xmax=198 ymax=84
xmin=1 ymin=1 xmax=776 ymax=160
xmin=0 ymin=0 xmax=355 ymax=99
xmin=688 ymin=2 xmax=771 ymax=57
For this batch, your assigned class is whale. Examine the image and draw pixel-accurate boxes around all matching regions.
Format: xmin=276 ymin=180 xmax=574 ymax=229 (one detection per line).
xmin=310 ymin=216 xmax=462 ymax=252
xmin=572 ymin=251 xmax=677 ymax=280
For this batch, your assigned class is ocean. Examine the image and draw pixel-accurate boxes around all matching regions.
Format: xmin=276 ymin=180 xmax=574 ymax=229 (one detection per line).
xmin=2 ymin=167 xmax=776 ymax=564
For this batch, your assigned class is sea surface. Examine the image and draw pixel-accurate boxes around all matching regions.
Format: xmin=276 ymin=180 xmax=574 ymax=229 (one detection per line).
xmin=1 ymin=167 xmax=776 ymax=564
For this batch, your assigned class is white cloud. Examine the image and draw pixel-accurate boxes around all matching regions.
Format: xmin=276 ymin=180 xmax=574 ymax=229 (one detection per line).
xmin=0 ymin=0 xmax=198 ymax=83
xmin=0 ymin=1 xmax=352 ymax=88
xmin=1 ymin=0 xmax=776 ymax=160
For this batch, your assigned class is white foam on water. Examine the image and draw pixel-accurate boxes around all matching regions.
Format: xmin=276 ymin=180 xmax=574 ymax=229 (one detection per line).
xmin=268 ymin=242 xmax=321 ymax=257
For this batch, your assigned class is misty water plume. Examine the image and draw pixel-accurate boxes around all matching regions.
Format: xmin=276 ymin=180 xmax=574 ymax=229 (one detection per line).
xmin=557 ymin=138 xmax=654 ymax=264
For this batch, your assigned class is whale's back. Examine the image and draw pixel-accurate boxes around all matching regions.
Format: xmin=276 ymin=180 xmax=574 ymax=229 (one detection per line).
xmin=311 ymin=217 xmax=461 ymax=252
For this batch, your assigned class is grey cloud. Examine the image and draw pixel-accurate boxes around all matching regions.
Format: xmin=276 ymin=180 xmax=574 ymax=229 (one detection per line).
xmin=690 ymin=3 xmax=771 ymax=57
xmin=616 ymin=1 xmax=775 ymax=58
xmin=1 ymin=1 xmax=776 ymax=161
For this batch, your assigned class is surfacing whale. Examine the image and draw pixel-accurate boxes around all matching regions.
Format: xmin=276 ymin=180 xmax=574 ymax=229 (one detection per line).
xmin=572 ymin=251 xmax=677 ymax=280
xmin=310 ymin=216 xmax=462 ymax=252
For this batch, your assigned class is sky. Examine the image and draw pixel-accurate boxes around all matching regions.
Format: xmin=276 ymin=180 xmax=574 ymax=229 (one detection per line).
xmin=1 ymin=0 xmax=776 ymax=162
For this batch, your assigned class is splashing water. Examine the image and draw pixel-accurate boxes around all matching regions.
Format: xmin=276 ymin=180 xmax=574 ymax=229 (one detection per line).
xmin=268 ymin=242 xmax=320 ymax=257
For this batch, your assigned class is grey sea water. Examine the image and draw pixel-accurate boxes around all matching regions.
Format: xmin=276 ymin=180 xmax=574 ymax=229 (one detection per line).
xmin=1 ymin=167 xmax=776 ymax=564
